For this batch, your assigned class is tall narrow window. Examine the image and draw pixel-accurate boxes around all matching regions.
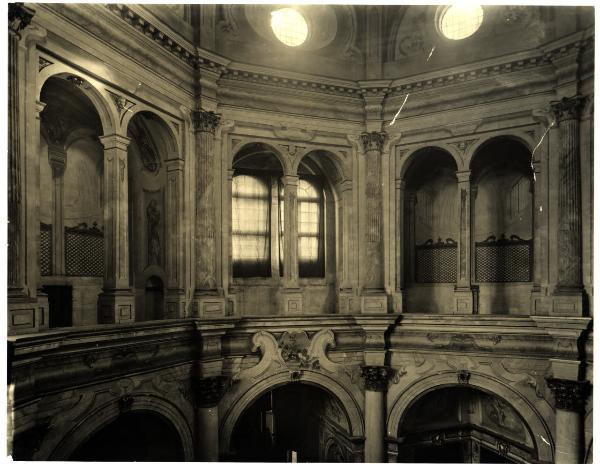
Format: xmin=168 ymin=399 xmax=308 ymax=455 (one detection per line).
xmin=298 ymin=178 xmax=324 ymax=277
xmin=232 ymin=174 xmax=271 ymax=277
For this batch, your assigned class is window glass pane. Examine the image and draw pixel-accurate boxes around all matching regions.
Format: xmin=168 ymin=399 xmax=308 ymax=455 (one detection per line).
xmin=232 ymin=175 xmax=271 ymax=277
xmin=297 ymin=179 xmax=324 ymax=277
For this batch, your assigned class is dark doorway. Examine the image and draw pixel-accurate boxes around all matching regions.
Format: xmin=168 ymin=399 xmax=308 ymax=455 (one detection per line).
xmin=69 ymin=411 xmax=184 ymax=461
xmin=42 ymin=285 xmax=72 ymax=328
xmin=145 ymin=276 xmax=164 ymax=320
xmin=232 ymin=383 xmax=337 ymax=462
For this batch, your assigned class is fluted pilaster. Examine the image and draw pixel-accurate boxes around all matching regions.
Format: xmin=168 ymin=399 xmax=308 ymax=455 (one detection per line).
xmin=551 ymin=96 xmax=584 ymax=290
xmin=8 ymin=3 xmax=34 ymax=293
xmin=194 ymin=110 xmax=220 ymax=292
xmin=360 ymin=132 xmax=386 ymax=291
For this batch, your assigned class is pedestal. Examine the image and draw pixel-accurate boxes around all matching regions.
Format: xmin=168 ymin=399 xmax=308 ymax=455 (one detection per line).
xmin=279 ymin=287 xmax=303 ymax=315
xmin=453 ymin=286 xmax=478 ymax=315
xmin=98 ymin=290 xmax=135 ymax=324
xmin=192 ymin=294 xmax=228 ymax=319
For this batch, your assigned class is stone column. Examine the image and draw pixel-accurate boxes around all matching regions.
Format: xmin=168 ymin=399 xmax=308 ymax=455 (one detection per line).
xmin=546 ymin=378 xmax=589 ymax=464
xmin=550 ymin=95 xmax=585 ymax=315
xmin=361 ymin=366 xmax=392 ymax=463
xmin=359 ymin=132 xmax=388 ymax=313
xmin=47 ymin=144 xmax=66 ymax=275
xmin=195 ymin=376 xmax=229 ymax=462
xmin=279 ymin=174 xmax=303 ymax=314
xmin=97 ymin=134 xmax=135 ymax=324
xmin=165 ymin=157 xmax=186 ymax=318
xmin=192 ymin=110 xmax=226 ymax=318
xmin=454 ymin=170 xmax=478 ymax=314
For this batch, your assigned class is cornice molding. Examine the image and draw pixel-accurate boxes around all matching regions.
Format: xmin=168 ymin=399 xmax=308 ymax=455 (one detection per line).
xmin=103 ymin=4 xmax=593 ymax=102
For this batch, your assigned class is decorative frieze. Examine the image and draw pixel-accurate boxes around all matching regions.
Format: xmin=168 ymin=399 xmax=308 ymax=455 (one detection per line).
xmin=546 ymin=378 xmax=590 ymax=412
xmin=361 ymin=365 xmax=393 ymax=392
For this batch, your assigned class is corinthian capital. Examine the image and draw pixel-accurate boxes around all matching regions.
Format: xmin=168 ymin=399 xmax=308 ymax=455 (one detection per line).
xmin=9 ymin=3 xmax=35 ymax=35
xmin=361 ymin=365 xmax=393 ymax=392
xmin=546 ymin=378 xmax=589 ymax=412
xmin=550 ymin=95 xmax=585 ymax=123
xmin=193 ymin=110 xmax=221 ymax=134
xmin=360 ymin=131 xmax=386 ymax=153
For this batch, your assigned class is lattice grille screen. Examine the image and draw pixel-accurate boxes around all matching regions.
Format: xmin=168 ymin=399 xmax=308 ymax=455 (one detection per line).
xmin=40 ymin=223 xmax=52 ymax=276
xmin=415 ymin=240 xmax=457 ymax=283
xmin=65 ymin=228 xmax=104 ymax=277
xmin=475 ymin=236 xmax=532 ymax=282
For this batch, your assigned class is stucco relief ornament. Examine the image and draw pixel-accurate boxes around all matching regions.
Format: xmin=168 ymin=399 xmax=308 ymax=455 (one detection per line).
xmin=550 ymin=95 xmax=585 ymax=123
xmin=360 ymin=131 xmax=386 ymax=153
xmin=546 ymin=378 xmax=589 ymax=412
xmin=360 ymin=365 xmax=393 ymax=392
xmin=9 ymin=3 xmax=35 ymax=35
xmin=233 ymin=329 xmax=350 ymax=382
xmin=147 ymin=199 xmax=161 ymax=265
xmin=193 ymin=110 xmax=221 ymax=134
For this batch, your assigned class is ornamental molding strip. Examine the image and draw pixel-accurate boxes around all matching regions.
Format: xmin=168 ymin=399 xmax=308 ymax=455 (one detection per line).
xmin=104 ymin=4 xmax=593 ymax=101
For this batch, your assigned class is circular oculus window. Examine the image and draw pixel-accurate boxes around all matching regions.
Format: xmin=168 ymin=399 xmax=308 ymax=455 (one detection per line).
xmin=439 ymin=5 xmax=484 ymax=40
xmin=270 ymin=8 xmax=309 ymax=47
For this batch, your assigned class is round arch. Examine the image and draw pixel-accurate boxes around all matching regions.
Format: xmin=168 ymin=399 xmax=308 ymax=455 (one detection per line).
xmin=123 ymin=107 xmax=180 ymax=157
xmin=231 ymin=140 xmax=288 ymax=174
xmin=49 ymin=394 xmax=194 ymax=461
xmin=387 ymin=371 xmax=554 ymax=462
xmin=37 ymin=69 xmax=116 ymax=136
xmin=399 ymin=144 xmax=462 ymax=180
xmin=220 ymin=370 xmax=364 ymax=455
xmin=467 ymin=133 xmax=534 ymax=170
xmin=293 ymin=148 xmax=349 ymax=184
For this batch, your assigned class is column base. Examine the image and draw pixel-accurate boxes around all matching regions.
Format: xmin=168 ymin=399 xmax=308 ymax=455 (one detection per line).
xmin=7 ymin=294 xmax=49 ymax=334
xmin=337 ymin=288 xmax=356 ymax=314
xmin=551 ymin=288 xmax=585 ymax=316
xmin=391 ymin=291 xmax=404 ymax=313
xmin=98 ymin=290 xmax=135 ymax=324
xmin=531 ymin=286 xmax=551 ymax=315
xmin=278 ymin=287 xmax=303 ymax=315
xmin=453 ymin=286 xmax=478 ymax=314
xmin=192 ymin=293 xmax=228 ymax=319
xmin=360 ymin=291 xmax=388 ymax=314
xmin=165 ymin=289 xmax=187 ymax=319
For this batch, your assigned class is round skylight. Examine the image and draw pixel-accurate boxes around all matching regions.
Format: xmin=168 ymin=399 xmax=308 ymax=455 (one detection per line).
xmin=439 ymin=5 xmax=484 ymax=40
xmin=271 ymin=8 xmax=308 ymax=47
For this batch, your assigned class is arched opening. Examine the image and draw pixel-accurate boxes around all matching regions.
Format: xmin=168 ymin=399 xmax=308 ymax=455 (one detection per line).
xmin=69 ymin=410 xmax=185 ymax=461
xmin=144 ymin=276 xmax=165 ymax=320
xmin=403 ymin=147 xmax=459 ymax=313
xmin=127 ymin=111 xmax=175 ymax=321
xmin=231 ymin=143 xmax=285 ymax=315
xmin=397 ymin=386 xmax=537 ymax=463
xmin=39 ymin=75 xmax=105 ymax=327
xmin=470 ymin=137 xmax=533 ymax=315
xmin=231 ymin=383 xmax=352 ymax=462
xmin=296 ymin=151 xmax=343 ymax=313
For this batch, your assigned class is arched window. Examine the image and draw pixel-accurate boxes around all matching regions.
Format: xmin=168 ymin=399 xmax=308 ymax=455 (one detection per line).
xmin=232 ymin=174 xmax=271 ymax=277
xmin=298 ymin=178 xmax=324 ymax=278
